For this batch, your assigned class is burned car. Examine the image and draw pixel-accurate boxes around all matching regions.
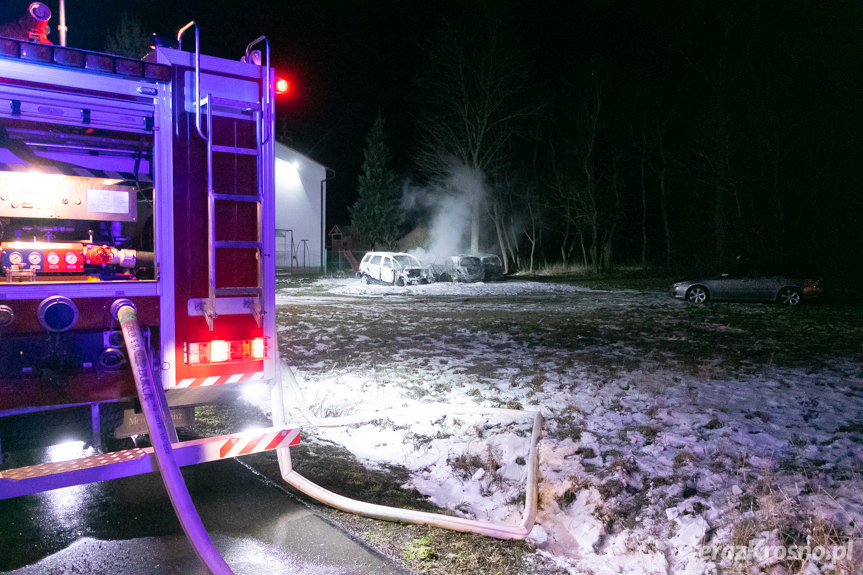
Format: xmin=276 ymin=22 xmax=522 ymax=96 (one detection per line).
xmin=430 ymin=254 xmax=484 ymax=283
xmin=671 ymin=269 xmax=823 ymax=306
xmin=477 ymin=253 xmax=504 ymax=281
xmin=357 ymin=251 xmax=433 ymax=286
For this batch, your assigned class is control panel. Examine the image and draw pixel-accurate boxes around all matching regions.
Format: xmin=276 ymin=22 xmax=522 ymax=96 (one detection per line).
xmin=0 ymin=173 xmax=137 ymax=222
xmin=1 ymin=242 xmax=84 ymax=272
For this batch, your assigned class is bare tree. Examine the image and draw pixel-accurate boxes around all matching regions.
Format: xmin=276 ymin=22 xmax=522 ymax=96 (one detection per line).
xmin=655 ymin=115 xmax=674 ymax=271
xmin=548 ymin=68 xmax=621 ymax=274
xmin=412 ymin=7 xmax=538 ymax=266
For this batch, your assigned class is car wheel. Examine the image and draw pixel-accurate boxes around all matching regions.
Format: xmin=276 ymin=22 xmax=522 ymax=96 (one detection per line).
xmin=778 ymin=287 xmax=801 ymax=306
xmin=396 ymin=276 xmax=406 ymax=287
xmin=360 ymin=274 xmax=370 ymax=284
xmin=439 ymin=273 xmax=452 ymax=283
xmin=686 ymin=286 xmax=709 ymax=304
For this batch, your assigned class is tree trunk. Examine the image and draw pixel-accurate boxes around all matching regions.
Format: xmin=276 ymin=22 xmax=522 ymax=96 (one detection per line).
xmin=659 ymin=165 xmax=672 ymax=271
xmin=493 ymin=208 xmax=509 ymax=274
xmin=641 ymin=157 xmax=648 ymax=272
xmin=655 ymin=120 xmax=672 ymax=272
xmin=714 ymin=183 xmax=726 ymax=267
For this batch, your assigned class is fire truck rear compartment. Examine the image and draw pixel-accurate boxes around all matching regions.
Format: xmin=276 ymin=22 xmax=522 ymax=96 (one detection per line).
xmin=0 ymin=81 xmax=160 ymax=449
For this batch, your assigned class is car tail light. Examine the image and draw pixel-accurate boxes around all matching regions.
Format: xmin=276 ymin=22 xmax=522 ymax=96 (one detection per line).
xmin=185 ymin=337 xmax=268 ymax=365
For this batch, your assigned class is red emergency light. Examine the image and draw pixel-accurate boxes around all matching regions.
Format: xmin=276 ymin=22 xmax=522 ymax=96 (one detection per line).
xmin=275 ymin=77 xmax=289 ymax=94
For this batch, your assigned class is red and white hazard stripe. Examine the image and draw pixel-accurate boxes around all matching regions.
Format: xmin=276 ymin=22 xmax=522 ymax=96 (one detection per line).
xmin=215 ymin=428 xmax=301 ymax=459
xmin=175 ymin=371 xmax=265 ymax=388
xmin=175 ymin=425 xmax=301 ymax=467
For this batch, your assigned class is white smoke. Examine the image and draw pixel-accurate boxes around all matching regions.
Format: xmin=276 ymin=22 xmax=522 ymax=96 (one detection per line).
xmin=402 ymin=163 xmax=487 ymax=265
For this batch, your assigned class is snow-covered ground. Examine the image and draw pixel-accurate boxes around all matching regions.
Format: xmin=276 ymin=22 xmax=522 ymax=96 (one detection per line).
xmin=273 ymin=278 xmax=863 ymax=574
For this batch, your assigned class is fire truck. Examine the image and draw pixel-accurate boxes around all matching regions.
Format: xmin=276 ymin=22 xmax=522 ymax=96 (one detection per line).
xmin=0 ymin=10 xmax=298 ymax=485
xmin=0 ymin=7 xmax=309 ymax=570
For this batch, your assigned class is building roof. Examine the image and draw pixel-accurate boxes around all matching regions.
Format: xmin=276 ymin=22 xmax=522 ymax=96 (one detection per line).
xmin=274 ymin=141 xmax=330 ymax=172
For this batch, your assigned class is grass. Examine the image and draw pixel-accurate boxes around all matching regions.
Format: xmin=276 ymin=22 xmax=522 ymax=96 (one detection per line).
xmin=716 ymin=469 xmax=863 ymax=574
xmin=402 ymin=535 xmax=436 ymax=561
xmin=363 ymin=523 xmax=567 ymax=575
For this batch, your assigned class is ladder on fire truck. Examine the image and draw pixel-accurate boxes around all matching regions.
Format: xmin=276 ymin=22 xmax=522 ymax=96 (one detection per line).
xmin=188 ymin=27 xmax=272 ymax=331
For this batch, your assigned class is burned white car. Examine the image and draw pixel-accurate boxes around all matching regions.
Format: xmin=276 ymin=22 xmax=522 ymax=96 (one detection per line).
xmin=357 ymin=251 xmax=433 ymax=286
xmin=430 ymin=254 xmax=484 ymax=283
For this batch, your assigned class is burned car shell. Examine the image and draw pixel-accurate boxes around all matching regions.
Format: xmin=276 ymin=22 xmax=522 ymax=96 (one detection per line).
xmin=431 ymin=254 xmax=484 ymax=283
xmin=671 ymin=271 xmax=823 ymax=306
xmin=477 ymin=253 xmax=503 ymax=281
xmin=358 ymin=251 xmax=432 ymax=286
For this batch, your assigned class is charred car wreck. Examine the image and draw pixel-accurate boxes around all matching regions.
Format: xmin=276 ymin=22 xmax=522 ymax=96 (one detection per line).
xmin=431 ymin=254 xmax=484 ymax=283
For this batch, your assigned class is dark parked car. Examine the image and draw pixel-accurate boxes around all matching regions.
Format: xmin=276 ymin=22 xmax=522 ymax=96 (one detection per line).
xmin=477 ymin=253 xmax=503 ymax=281
xmin=431 ymin=254 xmax=484 ymax=283
xmin=671 ymin=270 xmax=823 ymax=306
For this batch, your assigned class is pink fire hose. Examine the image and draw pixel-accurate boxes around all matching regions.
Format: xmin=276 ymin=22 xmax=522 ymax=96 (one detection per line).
xmin=112 ymin=299 xmax=233 ymax=575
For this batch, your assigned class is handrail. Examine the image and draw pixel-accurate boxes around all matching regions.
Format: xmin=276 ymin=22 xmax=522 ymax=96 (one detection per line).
xmin=205 ymin=88 xmax=216 ymax=330
xmin=244 ymin=36 xmax=271 ymax=145
xmin=177 ymin=21 xmax=206 ymax=142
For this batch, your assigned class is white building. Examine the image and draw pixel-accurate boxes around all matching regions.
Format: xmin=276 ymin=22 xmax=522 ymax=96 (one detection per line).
xmin=274 ymin=142 xmax=330 ymax=273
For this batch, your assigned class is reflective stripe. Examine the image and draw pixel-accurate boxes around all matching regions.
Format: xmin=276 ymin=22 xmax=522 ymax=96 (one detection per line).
xmin=174 ymin=372 xmax=265 ymax=388
xmin=217 ymin=428 xmax=299 ymax=459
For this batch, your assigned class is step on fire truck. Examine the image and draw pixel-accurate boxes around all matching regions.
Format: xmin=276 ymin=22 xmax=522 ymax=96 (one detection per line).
xmin=0 ymin=7 xmax=539 ymax=572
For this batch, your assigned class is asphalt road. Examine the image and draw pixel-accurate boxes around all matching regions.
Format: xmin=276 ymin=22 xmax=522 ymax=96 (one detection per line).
xmin=0 ymin=450 xmax=406 ymax=575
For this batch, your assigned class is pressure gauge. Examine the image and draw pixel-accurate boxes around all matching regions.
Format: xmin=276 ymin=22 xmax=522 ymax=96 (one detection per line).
xmin=8 ymin=251 xmax=22 ymax=265
xmin=64 ymin=252 xmax=79 ymax=265
xmin=28 ymin=252 xmax=42 ymax=265
xmin=46 ymin=252 xmax=60 ymax=265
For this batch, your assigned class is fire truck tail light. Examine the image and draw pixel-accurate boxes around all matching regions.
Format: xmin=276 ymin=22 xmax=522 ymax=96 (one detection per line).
xmin=185 ymin=337 xmax=268 ymax=365
xmin=210 ymin=340 xmax=230 ymax=363
xmin=251 ymin=337 xmax=265 ymax=359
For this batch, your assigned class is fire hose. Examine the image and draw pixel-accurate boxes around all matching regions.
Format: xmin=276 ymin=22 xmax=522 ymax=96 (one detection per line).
xmin=112 ymin=299 xmax=234 ymax=575
xmin=271 ymin=364 xmax=541 ymax=540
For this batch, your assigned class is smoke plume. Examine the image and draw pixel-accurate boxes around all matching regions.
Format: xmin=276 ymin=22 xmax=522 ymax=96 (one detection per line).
xmin=402 ymin=163 xmax=487 ymax=264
